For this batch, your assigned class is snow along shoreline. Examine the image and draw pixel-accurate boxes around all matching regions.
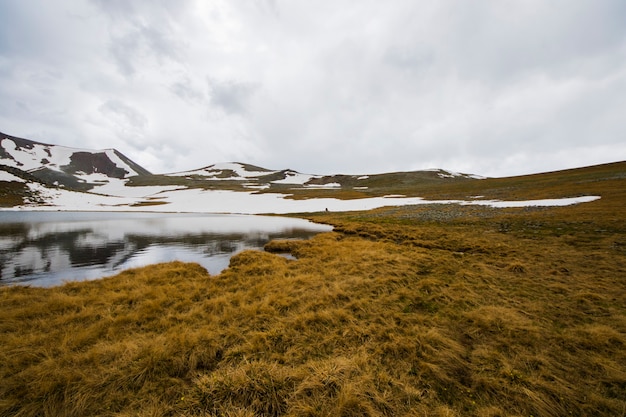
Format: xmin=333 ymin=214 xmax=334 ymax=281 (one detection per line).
xmin=2 ymin=181 xmax=601 ymax=214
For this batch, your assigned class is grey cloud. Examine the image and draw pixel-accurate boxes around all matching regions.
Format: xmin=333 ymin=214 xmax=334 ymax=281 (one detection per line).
xmin=250 ymin=0 xmax=279 ymax=16
xmin=0 ymin=3 xmax=23 ymax=55
xmin=139 ymin=24 xmax=181 ymax=62
xmin=91 ymin=0 xmax=194 ymax=17
xmin=109 ymin=32 xmax=141 ymax=76
xmin=207 ymin=78 xmax=259 ymax=115
xmin=1 ymin=0 xmax=625 ymax=177
xmin=90 ymin=0 xmax=184 ymax=76
xmin=170 ymin=78 xmax=205 ymax=104
xmin=107 ymin=22 xmax=183 ymax=76
xmin=436 ymin=1 xmax=626 ymax=83
xmin=384 ymin=44 xmax=435 ymax=74
xmin=99 ymin=99 xmax=148 ymax=130
xmin=89 ymin=0 xmax=135 ymax=18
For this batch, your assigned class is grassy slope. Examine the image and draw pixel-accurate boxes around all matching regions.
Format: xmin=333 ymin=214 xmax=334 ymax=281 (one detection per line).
xmin=1 ymin=162 xmax=625 ymax=416
xmin=0 ymin=181 xmax=29 ymax=206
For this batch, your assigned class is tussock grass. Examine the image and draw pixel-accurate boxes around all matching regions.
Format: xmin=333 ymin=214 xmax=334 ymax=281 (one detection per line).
xmin=263 ymin=239 xmax=305 ymax=255
xmin=0 ymin=181 xmax=30 ymax=206
xmin=2 ymin=162 xmax=626 ymax=416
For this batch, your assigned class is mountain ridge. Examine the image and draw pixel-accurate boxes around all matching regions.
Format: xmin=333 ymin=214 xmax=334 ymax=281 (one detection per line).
xmin=1 ymin=131 xmax=482 ymax=192
xmin=0 ymin=131 xmax=151 ymax=190
xmin=0 ymin=131 xmax=617 ymax=213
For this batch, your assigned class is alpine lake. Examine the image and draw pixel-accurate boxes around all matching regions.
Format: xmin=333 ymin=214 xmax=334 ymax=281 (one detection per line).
xmin=0 ymin=211 xmax=332 ymax=287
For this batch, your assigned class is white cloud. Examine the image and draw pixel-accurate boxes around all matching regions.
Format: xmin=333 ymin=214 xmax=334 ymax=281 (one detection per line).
xmin=0 ymin=0 xmax=625 ymax=177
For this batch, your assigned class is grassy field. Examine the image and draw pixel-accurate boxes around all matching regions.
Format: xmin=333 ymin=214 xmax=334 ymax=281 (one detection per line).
xmin=1 ymin=162 xmax=625 ymax=416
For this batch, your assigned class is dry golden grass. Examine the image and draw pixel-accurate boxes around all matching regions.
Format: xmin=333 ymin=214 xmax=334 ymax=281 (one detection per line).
xmin=0 ymin=181 xmax=29 ymax=206
xmin=1 ymin=162 xmax=626 ymax=416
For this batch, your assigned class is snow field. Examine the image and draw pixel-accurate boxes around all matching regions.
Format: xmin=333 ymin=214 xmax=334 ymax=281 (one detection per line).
xmin=5 ymin=182 xmax=601 ymax=215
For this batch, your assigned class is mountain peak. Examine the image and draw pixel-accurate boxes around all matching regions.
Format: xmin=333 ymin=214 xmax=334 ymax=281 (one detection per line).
xmin=1 ymin=131 xmax=493 ymax=211
xmin=0 ymin=132 xmax=151 ymax=190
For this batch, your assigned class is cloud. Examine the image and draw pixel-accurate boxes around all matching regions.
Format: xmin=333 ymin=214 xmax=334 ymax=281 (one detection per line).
xmin=99 ymin=99 xmax=148 ymax=130
xmin=207 ymin=78 xmax=258 ymax=115
xmin=170 ymin=78 xmax=204 ymax=104
xmin=0 ymin=0 xmax=625 ymax=177
xmin=90 ymin=0 xmax=186 ymax=76
xmin=96 ymin=99 xmax=149 ymax=148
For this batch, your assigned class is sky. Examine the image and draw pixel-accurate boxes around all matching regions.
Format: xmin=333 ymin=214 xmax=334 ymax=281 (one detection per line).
xmin=1 ymin=1 xmax=625 ymax=178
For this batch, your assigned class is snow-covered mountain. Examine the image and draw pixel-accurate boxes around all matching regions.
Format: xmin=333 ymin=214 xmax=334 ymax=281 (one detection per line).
xmin=1 ymin=131 xmax=494 ymax=213
xmin=160 ymin=162 xmax=483 ymax=189
xmin=165 ymin=163 xmax=319 ymax=188
xmin=0 ymin=132 xmax=151 ymax=191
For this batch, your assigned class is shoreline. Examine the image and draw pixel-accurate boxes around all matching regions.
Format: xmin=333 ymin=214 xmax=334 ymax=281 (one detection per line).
xmin=0 ymin=194 xmax=602 ymax=215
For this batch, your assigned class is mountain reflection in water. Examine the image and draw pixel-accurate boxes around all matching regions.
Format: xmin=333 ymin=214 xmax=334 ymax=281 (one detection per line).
xmin=0 ymin=212 xmax=332 ymax=287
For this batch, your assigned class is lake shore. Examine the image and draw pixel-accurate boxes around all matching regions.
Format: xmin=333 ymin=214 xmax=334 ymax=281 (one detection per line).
xmin=2 ymin=197 xmax=625 ymax=416
xmin=2 ymin=162 xmax=625 ymax=415
xmin=0 ymin=212 xmax=331 ymax=287
xmin=1 ymin=189 xmax=602 ymax=214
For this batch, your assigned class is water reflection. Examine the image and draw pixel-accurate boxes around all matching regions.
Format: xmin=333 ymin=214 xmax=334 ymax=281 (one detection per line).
xmin=0 ymin=211 xmax=332 ymax=287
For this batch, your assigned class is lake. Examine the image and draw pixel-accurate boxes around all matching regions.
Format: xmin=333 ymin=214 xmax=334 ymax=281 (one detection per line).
xmin=0 ymin=211 xmax=332 ymax=287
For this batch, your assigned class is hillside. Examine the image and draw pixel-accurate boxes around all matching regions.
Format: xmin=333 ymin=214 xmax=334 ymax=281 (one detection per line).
xmin=0 ymin=132 xmax=617 ymax=214
xmin=0 ymin=131 xmax=150 ymax=190
xmin=1 ymin=160 xmax=625 ymax=416
xmin=1 ymin=131 xmax=485 ymax=212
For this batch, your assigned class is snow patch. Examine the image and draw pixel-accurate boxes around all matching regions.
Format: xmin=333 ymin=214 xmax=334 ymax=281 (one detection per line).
xmin=103 ymin=149 xmax=140 ymax=176
xmin=243 ymin=183 xmax=270 ymax=190
xmin=91 ymin=179 xmax=181 ymax=198
xmin=167 ymin=168 xmax=222 ymax=177
xmin=465 ymin=196 xmax=601 ymax=208
xmin=304 ymin=182 xmax=341 ymax=188
xmin=0 ymin=170 xmax=25 ymax=182
xmin=168 ymin=163 xmax=276 ymax=180
xmin=4 ymin=191 xmax=601 ymax=214
xmin=0 ymin=139 xmax=63 ymax=171
xmin=437 ymin=171 xmax=459 ymax=178
xmin=272 ymin=172 xmax=316 ymax=185
xmin=437 ymin=170 xmax=479 ymax=179
xmin=423 ymin=168 xmax=484 ymax=179
xmin=0 ymin=138 xmax=142 ymax=176
xmin=210 ymin=162 xmax=272 ymax=178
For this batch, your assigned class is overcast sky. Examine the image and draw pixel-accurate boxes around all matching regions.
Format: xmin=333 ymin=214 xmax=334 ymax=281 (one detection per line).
xmin=1 ymin=1 xmax=625 ymax=177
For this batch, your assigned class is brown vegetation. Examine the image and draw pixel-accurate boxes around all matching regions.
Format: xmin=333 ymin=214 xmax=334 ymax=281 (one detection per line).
xmin=1 ymin=162 xmax=625 ymax=416
xmin=0 ymin=181 xmax=28 ymax=206
xmin=130 ymin=199 xmax=170 ymax=207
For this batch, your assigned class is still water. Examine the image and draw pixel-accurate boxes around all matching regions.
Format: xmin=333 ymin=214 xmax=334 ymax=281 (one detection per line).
xmin=0 ymin=211 xmax=332 ymax=287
